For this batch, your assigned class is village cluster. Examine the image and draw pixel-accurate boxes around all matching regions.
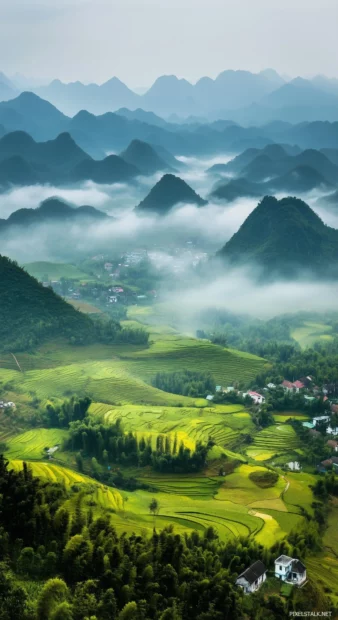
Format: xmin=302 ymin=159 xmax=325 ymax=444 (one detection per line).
xmin=236 ymin=555 xmax=307 ymax=595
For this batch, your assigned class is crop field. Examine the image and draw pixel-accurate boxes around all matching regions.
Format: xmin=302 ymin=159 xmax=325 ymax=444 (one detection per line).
xmin=5 ymin=429 xmax=68 ymax=460
xmin=217 ymin=464 xmax=286 ymax=505
xmin=291 ymin=321 xmax=333 ymax=348
xmin=91 ymin=403 xmax=254 ymax=450
xmin=246 ymin=425 xmax=300 ymax=461
xmin=119 ymin=331 xmax=266 ymax=386
xmin=9 ymin=460 xmax=124 ymax=512
xmin=283 ymin=472 xmax=316 ymax=514
xmin=273 ymin=412 xmax=310 ymax=423
xmin=5 ymin=360 xmax=195 ymax=406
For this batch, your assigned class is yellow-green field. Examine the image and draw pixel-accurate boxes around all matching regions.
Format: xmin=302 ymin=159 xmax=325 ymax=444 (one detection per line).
xmin=291 ymin=321 xmax=333 ymax=348
xmin=8 ymin=459 xmax=307 ymax=545
xmin=88 ymin=402 xmax=253 ymax=451
xmin=246 ymin=425 xmax=301 ymax=461
xmin=5 ymin=429 xmax=68 ymax=460
xmin=0 ymin=309 xmax=322 ymax=555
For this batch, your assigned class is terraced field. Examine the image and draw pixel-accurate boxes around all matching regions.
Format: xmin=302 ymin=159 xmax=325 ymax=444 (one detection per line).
xmin=291 ymin=321 xmax=333 ymax=348
xmin=89 ymin=403 xmax=253 ymax=451
xmin=6 ymin=429 xmax=68 ymax=460
xmin=10 ymin=460 xmax=124 ymax=513
xmin=5 ymin=360 xmax=195 ymax=406
xmin=120 ymin=330 xmax=266 ymax=387
xmin=246 ymin=424 xmax=300 ymax=461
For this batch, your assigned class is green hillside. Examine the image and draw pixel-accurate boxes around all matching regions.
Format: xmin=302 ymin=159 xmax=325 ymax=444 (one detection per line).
xmin=218 ymin=195 xmax=338 ymax=274
xmin=0 ymin=254 xmax=94 ymax=351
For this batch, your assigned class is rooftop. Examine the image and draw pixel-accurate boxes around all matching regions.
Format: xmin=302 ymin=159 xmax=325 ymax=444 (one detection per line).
xmin=275 ymin=555 xmax=293 ymax=565
xmin=237 ymin=560 xmax=266 ymax=585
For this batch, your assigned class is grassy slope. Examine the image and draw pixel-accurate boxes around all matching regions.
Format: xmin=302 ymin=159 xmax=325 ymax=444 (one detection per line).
xmin=23 ymin=261 xmax=91 ymax=282
xmin=291 ymin=321 xmax=333 ymax=348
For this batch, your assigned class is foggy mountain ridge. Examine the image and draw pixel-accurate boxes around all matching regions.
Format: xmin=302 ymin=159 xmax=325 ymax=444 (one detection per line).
xmin=2 ymin=93 xmax=338 ymax=161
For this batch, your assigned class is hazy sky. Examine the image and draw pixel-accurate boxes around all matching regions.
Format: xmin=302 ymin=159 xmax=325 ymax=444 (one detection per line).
xmin=1 ymin=0 xmax=338 ymax=87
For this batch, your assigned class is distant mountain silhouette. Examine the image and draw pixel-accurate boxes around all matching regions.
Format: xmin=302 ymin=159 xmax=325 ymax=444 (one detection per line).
xmin=317 ymin=190 xmax=338 ymax=207
xmin=3 ymin=92 xmax=338 ymax=163
xmin=136 ymin=174 xmax=207 ymax=214
xmin=210 ymin=178 xmax=264 ymax=202
xmin=35 ymin=77 xmax=140 ymax=116
xmin=0 ymin=197 xmax=109 ymax=232
xmin=71 ymin=154 xmax=140 ymax=184
xmin=0 ymin=131 xmax=90 ymax=172
xmin=120 ymin=139 xmax=174 ymax=175
xmin=0 ymin=73 xmax=18 ymax=102
xmin=218 ymin=195 xmax=338 ymax=275
xmin=224 ymin=145 xmax=338 ymax=188
xmin=116 ymin=108 xmax=168 ymax=128
xmin=268 ymin=165 xmax=333 ymax=193
xmin=0 ymin=92 xmax=67 ymax=139
xmin=260 ymin=77 xmax=338 ymax=109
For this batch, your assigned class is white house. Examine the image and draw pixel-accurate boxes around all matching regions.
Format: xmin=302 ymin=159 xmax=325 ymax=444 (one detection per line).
xmin=236 ymin=560 xmax=267 ymax=594
xmin=275 ymin=555 xmax=306 ymax=586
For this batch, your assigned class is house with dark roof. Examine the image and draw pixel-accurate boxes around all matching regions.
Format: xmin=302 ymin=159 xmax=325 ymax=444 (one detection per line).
xmin=235 ymin=560 xmax=267 ymax=594
xmin=275 ymin=555 xmax=306 ymax=586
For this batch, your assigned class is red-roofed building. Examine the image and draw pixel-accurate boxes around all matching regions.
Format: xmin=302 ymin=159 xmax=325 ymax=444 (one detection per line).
xmin=246 ymin=391 xmax=265 ymax=405
xmin=293 ymin=380 xmax=305 ymax=392
xmin=282 ymin=380 xmax=294 ymax=392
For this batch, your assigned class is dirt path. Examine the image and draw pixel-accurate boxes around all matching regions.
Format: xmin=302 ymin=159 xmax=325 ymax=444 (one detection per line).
xmin=11 ymin=353 xmax=22 ymax=372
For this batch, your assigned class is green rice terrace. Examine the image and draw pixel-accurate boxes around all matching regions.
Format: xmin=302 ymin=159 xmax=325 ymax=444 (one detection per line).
xmin=1 ymin=307 xmax=338 ymax=605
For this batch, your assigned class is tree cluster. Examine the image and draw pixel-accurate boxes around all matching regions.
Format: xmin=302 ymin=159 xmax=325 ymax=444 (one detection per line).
xmin=152 ymin=371 xmax=215 ymax=398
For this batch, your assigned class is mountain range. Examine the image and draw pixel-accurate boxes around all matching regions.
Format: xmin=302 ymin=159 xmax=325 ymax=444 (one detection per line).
xmin=19 ymin=71 xmax=338 ymax=123
xmin=2 ymin=92 xmax=338 ymax=160
xmin=210 ymin=144 xmax=338 ymax=201
xmin=1 ymin=69 xmax=338 ymax=123
xmin=218 ymin=196 xmax=338 ymax=276
xmin=0 ymin=131 xmax=145 ymax=188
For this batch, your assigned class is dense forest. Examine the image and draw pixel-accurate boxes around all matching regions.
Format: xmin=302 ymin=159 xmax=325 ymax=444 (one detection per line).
xmin=152 ymin=371 xmax=215 ymax=397
xmin=0 ymin=456 xmax=331 ymax=620
xmin=67 ymin=417 xmax=209 ymax=475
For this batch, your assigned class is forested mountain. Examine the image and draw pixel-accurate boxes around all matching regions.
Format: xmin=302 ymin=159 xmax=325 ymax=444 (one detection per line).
xmin=120 ymin=139 xmax=174 ymax=175
xmin=0 ymin=197 xmax=109 ymax=232
xmin=218 ymin=196 xmax=338 ymax=275
xmin=0 ymin=254 xmax=148 ymax=351
xmin=136 ymin=174 xmax=207 ymax=214
xmin=0 ymin=254 xmax=94 ymax=350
